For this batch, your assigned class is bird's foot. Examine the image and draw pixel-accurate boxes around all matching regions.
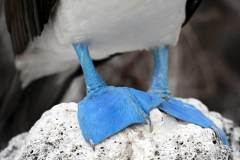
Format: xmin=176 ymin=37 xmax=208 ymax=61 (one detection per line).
xmin=146 ymin=117 xmax=153 ymax=132
xmin=149 ymin=45 xmax=229 ymax=145
xmin=78 ymin=86 xmax=161 ymax=145
xmin=88 ymin=139 xmax=96 ymax=151
xmin=158 ymin=96 xmax=229 ymax=146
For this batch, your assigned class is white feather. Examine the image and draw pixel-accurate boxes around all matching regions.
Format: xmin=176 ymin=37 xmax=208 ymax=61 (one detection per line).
xmin=17 ymin=0 xmax=186 ymax=87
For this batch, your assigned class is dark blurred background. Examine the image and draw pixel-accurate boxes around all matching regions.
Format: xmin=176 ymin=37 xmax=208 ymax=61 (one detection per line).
xmin=0 ymin=0 xmax=240 ymax=149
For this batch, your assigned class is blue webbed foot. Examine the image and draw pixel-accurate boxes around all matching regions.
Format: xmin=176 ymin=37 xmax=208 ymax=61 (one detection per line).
xmin=160 ymin=97 xmax=229 ymax=145
xmin=149 ymin=46 xmax=229 ymax=146
xmin=78 ymin=86 xmax=161 ymax=144
xmin=73 ymin=42 xmax=161 ymax=145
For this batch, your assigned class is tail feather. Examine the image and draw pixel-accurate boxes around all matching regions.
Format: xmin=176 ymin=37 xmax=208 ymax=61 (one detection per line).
xmin=159 ymin=97 xmax=229 ymax=145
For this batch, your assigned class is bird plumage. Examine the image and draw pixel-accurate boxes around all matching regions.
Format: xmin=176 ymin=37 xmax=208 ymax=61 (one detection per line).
xmin=3 ymin=0 xmax=220 ymax=147
xmin=55 ymin=0 xmax=186 ymax=59
xmin=5 ymin=0 xmax=186 ymax=86
xmin=5 ymin=0 xmax=59 ymax=54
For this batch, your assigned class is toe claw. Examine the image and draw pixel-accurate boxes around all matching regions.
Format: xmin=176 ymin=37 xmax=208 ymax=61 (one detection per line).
xmin=146 ymin=117 xmax=153 ymax=132
xmin=89 ymin=139 xmax=95 ymax=151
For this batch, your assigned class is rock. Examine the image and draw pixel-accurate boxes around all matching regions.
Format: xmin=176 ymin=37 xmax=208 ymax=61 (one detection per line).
xmin=1 ymin=99 xmax=239 ymax=160
xmin=0 ymin=133 xmax=27 ymax=160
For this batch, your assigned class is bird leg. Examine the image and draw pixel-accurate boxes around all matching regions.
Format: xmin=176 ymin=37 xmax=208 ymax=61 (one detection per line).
xmin=149 ymin=46 xmax=171 ymax=97
xmin=73 ymin=43 xmax=106 ymax=94
xmin=73 ymin=42 xmax=161 ymax=146
xmin=148 ymin=46 xmax=229 ymax=146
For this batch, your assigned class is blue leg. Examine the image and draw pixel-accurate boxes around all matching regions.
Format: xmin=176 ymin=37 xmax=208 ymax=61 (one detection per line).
xmin=73 ymin=43 xmax=161 ymax=146
xmin=149 ymin=47 xmax=171 ymax=97
xmin=149 ymin=46 xmax=229 ymax=146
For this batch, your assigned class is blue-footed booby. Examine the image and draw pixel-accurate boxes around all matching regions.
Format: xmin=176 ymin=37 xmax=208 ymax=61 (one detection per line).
xmin=4 ymin=0 xmax=228 ymax=146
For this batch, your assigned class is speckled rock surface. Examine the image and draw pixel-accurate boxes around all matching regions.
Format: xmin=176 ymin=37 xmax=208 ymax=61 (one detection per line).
xmin=0 ymin=99 xmax=239 ymax=160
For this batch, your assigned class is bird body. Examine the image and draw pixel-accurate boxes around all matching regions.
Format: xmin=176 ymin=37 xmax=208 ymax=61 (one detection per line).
xmin=4 ymin=0 xmax=225 ymax=147
xmin=54 ymin=0 xmax=185 ymax=59
xmin=16 ymin=0 xmax=186 ymax=86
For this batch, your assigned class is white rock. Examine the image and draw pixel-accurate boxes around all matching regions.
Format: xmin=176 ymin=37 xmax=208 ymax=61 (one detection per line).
xmin=1 ymin=99 xmax=239 ymax=160
xmin=0 ymin=133 xmax=27 ymax=160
